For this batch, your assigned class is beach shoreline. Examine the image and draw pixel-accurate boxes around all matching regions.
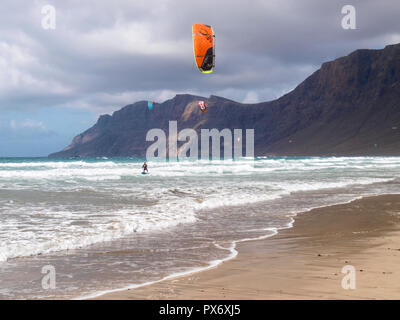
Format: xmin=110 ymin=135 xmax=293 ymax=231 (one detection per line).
xmin=93 ymin=194 xmax=400 ymax=300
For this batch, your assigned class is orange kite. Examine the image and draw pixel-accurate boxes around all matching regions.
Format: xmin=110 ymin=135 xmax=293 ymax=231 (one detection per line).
xmin=192 ymin=24 xmax=215 ymax=73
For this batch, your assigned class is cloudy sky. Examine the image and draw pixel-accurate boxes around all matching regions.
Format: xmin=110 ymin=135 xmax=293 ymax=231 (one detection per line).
xmin=0 ymin=0 xmax=399 ymax=156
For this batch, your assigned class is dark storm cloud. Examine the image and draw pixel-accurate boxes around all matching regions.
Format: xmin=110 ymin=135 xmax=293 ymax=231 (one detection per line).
xmin=0 ymin=0 xmax=399 ymax=114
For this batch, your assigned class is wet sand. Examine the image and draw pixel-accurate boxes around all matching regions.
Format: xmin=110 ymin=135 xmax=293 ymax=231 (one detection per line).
xmin=95 ymin=194 xmax=400 ymax=299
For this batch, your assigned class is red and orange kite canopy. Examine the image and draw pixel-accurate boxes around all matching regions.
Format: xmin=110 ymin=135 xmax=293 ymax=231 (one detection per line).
xmin=198 ymin=101 xmax=207 ymax=113
xmin=192 ymin=24 xmax=215 ymax=73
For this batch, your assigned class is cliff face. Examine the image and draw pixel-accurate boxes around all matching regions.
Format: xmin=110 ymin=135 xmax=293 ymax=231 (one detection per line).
xmin=49 ymin=43 xmax=400 ymax=158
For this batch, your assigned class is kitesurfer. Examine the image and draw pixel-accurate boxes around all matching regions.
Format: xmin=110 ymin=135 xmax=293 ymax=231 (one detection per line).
xmin=142 ymin=162 xmax=148 ymax=173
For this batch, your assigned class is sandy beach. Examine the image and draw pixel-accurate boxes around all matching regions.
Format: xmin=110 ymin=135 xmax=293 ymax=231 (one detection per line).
xmin=95 ymin=194 xmax=400 ymax=300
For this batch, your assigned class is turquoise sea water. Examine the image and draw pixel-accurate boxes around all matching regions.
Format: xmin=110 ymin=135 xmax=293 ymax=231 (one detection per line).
xmin=0 ymin=156 xmax=400 ymax=299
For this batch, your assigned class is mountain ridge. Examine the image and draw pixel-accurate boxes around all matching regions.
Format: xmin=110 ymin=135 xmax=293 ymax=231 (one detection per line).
xmin=49 ymin=43 xmax=400 ymax=158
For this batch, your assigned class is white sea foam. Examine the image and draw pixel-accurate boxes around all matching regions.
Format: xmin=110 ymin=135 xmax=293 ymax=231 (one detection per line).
xmin=0 ymin=156 xmax=399 ymax=264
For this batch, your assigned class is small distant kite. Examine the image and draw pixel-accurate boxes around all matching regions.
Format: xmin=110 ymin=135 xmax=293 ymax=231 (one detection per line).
xmin=198 ymin=101 xmax=207 ymax=113
xmin=192 ymin=24 xmax=215 ymax=73
xmin=148 ymin=101 xmax=155 ymax=111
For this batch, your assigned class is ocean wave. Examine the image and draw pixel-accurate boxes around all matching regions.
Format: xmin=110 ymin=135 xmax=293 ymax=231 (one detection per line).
xmin=0 ymin=156 xmax=399 ymax=262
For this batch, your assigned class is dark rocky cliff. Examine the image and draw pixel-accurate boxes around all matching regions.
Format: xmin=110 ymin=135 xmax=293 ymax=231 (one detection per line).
xmin=49 ymin=43 xmax=400 ymax=157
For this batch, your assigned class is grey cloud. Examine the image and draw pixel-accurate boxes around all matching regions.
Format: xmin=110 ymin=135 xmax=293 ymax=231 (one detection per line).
xmin=0 ymin=119 xmax=57 ymax=141
xmin=0 ymin=0 xmax=399 ymax=114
